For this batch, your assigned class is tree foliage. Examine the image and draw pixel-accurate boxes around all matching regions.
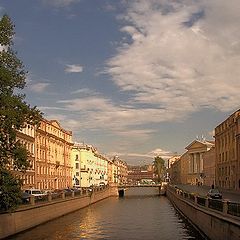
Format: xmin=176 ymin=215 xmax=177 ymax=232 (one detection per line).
xmin=0 ymin=14 xmax=42 ymax=211
xmin=153 ymin=156 xmax=166 ymax=182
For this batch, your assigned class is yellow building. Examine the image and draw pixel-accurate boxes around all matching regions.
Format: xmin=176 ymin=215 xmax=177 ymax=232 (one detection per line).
xmin=112 ymin=156 xmax=128 ymax=184
xmin=215 ymin=109 xmax=240 ymax=190
xmin=35 ymin=119 xmax=73 ymax=190
xmin=16 ymin=124 xmax=36 ymax=189
xmin=108 ymin=160 xmax=115 ymax=184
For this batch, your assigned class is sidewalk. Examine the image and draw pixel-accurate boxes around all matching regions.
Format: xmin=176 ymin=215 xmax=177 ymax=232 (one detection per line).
xmin=176 ymin=184 xmax=240 ymax=202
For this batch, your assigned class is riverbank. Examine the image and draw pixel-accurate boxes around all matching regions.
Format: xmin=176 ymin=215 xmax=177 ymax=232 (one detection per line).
xmin=167 ymin=185 xmax=240 ymax=240
xmin=0 ymin=186 xmax=118 ymax=239
xmin=6 ymin=187 xmax=204 ymax=240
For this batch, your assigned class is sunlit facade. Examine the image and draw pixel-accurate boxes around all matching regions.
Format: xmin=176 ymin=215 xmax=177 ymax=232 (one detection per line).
xmin=215 ymin=109 xmax=240 ymax=190
xmin=16 ymin=124 xmax=36 ymax=189
xmin=185 ymin=140 xmax=214 ymax=185
xmin=35 ymin=119 xmax=73 ymax=190
xmin=112 ymin=156 xmax=128 ymax=184
xmin=71 ymin=143 xmax=109 ymax=188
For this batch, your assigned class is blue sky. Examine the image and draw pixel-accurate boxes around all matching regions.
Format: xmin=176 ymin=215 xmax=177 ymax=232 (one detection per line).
xmin=1 ymin=0 xmax=239 ymax=165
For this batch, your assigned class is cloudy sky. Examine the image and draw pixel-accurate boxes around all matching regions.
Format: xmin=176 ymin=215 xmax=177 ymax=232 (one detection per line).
xmin=1 ymin=0 xmax=239 ymax=165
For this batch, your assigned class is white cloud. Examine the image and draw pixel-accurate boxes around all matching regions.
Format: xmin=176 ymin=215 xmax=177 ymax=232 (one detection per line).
xmin=107 ymin=147 xmax=173 ymax=164
xmin=38 ymin=0 xmax=240 ymax=163
xmin=65 ymin=64 xmax=83 ymax=73
xmin=105 ymin=0 xmax=240 ymax=121
xmin=29 ymin=82 xmax=49 ymax=93
xmin=26 ymin=74 xmax=50 ymax=93
xmin=57 ymin=94 xmax=177 ymax=133
xmin=71 ymin=88 xmax=97 ymax=95
xmin=42 ymin=0 xmax=80 ymax=7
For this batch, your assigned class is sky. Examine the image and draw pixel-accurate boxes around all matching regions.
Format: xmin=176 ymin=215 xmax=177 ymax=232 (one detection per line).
xmin=1 ymin=0 xmax=240 ymax=165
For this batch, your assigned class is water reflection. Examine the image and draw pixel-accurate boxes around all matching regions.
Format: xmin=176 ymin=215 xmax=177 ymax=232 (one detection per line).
xmin=10 ymin=188 xmax=207 ymax=240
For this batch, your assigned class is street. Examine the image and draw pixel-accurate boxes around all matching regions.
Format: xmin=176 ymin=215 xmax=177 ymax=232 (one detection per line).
xmin=176 ymin=184 xmax=240 ymax=202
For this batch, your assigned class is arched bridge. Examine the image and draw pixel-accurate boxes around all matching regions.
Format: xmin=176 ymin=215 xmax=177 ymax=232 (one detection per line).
xmin=117 ymin=184 xmax=166 ymax=197
xmin=118 ymin=184 xmax=161 ymax=188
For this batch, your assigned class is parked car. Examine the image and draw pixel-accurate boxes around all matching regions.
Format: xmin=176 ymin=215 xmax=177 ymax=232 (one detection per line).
xmin=207 ymin=189 xmax=222 ymax=199
xmin=99 ymin=182 xmax=105 ymax=187
xmin=63 ymin=188 xmax=73 ymax=193
xmin=24 ymin=189 xmax=47 ymax=199
xmin=21 ymin=191 xmax=31 ymax=204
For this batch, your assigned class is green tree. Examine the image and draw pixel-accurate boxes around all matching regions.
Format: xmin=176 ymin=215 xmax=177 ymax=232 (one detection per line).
xmin=153 ymin=156 xmax=166 ymax=183
xmin=0 ymin=14 xmax=41 ymax=211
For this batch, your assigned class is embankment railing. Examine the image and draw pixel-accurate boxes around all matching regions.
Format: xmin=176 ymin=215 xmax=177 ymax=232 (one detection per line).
xmin=168 ymin=185 xmax=240 ymax=219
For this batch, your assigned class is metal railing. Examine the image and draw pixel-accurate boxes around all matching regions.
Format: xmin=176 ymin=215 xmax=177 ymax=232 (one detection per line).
xmin=168 ymin=185 xmax=239 ymax=218
xmin=16 ymin=185 xmax=109 ymax=208
xmin=197 ymin=196 xmax=206 ymax=207
xmin=227 ymin=202 xmax=240 ymax=217
xmin=208 ymin=199 xmax=223 ymax=212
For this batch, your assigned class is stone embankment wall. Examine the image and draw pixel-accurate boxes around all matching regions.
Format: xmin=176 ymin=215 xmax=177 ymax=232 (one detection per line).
xmin=0 ymin=186 xmax=118 ymax=239
xmin=167 ymin=186 xmax=240 ymax=240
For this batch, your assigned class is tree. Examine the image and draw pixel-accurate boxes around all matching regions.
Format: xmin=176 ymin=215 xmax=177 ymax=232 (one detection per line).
xmin=153 ymin=156 xmax=166 ymax=183
xmin=0 ymin=14 xmax=42 ymax=211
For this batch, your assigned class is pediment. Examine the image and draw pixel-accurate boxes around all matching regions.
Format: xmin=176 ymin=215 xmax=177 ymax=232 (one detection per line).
xmin=50 ymin=120 xmax=61 ymax=129
xmin=185 ymin=140 xmax=207 ymax=152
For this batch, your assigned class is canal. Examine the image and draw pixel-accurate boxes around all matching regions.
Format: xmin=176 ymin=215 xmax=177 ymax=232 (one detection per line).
xmin=9 ymin=188 xmax=207 ymax=240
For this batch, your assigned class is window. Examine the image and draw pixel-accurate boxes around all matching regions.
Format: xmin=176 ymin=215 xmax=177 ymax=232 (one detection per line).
xmin=76 ymin=163 xmax=79 ymax=169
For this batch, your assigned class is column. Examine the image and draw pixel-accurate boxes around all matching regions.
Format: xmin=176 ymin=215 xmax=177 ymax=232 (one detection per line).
xmin=200 ymin=153 xmax=203 ymax=173
xmin=194 ymin=154 xmax=198 ymax=173
xmin=189 ymin=154 xmax=193 ymax=173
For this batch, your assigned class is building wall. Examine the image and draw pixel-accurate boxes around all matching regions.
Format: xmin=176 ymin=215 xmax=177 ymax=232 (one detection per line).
xmin=107 ymin=160 xmax=114 ymax=184
xmin=71 ymin=143 xmax=109 ymax=188
xmin=112 ymin=157 xmax=127 ymax=184
xmin=71 ymin=147 xmax=81 ymax=187
xmin=215 ymin=109 xmax=240 ymax=190
xmin=180 ymin=152 xmax=189 ymax=184
xmin=203 ymin=147 xmax=215 ymax=186
xmin=16 ymin=124 xmax=35 ymax=189
xmin=237 ymin=114 xmax=240 ymax=189
xmin=169 ymin=158 xmax=181 ymax=184
xmin=185 ymin=140 xmax=214 ymax=185
xmin=35 ymin=119 xmax=73 ymax=190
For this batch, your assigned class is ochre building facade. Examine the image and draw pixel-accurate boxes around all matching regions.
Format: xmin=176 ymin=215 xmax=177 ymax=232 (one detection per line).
xmin=16 ymin=124 xmax=36 ymax=189
xmin=215 ymin=109 xmax=240 ymax=190
xmin=35 ymin=119 xmax=73 ymax=190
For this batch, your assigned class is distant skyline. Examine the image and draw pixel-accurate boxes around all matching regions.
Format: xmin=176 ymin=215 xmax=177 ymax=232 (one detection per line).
xmin=1 ymin=0 xmax=239 ymax=165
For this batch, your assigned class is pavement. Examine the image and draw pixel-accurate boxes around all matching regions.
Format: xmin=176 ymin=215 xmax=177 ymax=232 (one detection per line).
xmin=176 ymin=184 xmax=240 ymax=202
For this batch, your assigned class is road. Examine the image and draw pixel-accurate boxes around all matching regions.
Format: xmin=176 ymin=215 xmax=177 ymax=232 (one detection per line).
xmin=176 ymin=184 xmax=240 ymax=202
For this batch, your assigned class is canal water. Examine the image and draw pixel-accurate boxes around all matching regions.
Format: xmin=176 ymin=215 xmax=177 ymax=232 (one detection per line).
xmin=10 ymin=188 xmax=207 ymax=240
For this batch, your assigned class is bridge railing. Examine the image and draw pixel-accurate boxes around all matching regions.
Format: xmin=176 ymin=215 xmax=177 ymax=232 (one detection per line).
xmin=168 ymin=185 xmax=239 ymax=219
